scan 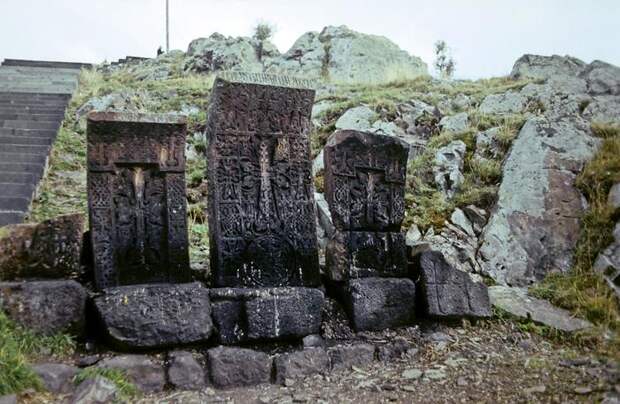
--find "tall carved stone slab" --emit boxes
[324,130,409,281]
[206,72,320,287]
[87,112,190,290]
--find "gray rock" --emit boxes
[433,140,466,199]
[167,351,206,391]
[479,91,527,114]
[579,60,620,95]
[0,395,16,404]
[312,149,324,176]
[207,346,272,388]
[450,208,475,238]
[489,286,592,332]
[413,251,491,319]
[267,25,427,84]
[315,192,335,249]
[274,348,330,384]
[610,183,620,209]
[422,222,481,274]
[342,277,416,331]
[97,355,166,393]
[0,280,87,335]
[302,334,326,348]
[33,363,79,394]
[328,343,375,371]
[70,376,118,404]
[370,120,406,137]
[335,106,377,131]
[462,205,488,235]
[474,127,502,160]
[376,337,411,361]
[439,112,469,133]
[0,214,84,281]
[405,224,422,246]
[184,33,266,73]
[478,117,600,285]
[510,54,587,81]
[593,222,620,299]
[582,95,620,124]
[93,282,213,349]
[209,287,324,344]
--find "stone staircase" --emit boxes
[0,59,89,226]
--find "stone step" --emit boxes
[0,144,50,154]
[0,196,30,211]
[0,99,70,106]
[0,87,75,95]
[0,171,37,184]
[1,59,91,70]
[0,211,25,226]
[0,92,71,100]
[0,163,45,176]
[0,113,64,121]
[0,106,67,114]
[0,183,35,198]
[2,120,60,130]
[0,135,52,145]
[0,128,57,138]
[0,152,47,163]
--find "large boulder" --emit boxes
[209,287,323,344]
[0,280,87,335]
[184,33,271,73]
[335,106,378,132]
[93,282,213,349]
[510,54,587,81]
[478,117,600,285]
[412,251,491,319]
[267,25,427,84]
[0,214,84,281]
[579,60,620,95]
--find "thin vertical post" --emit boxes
[165,0,170,52]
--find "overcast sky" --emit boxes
[1,0,618,78]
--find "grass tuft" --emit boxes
[73,368,139,400]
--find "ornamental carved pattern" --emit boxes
[206,73,320,287]
[87,112,190,290]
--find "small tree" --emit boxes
[253,21,275,60]
[434,40,456,79]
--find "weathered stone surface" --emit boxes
[0,214,84,281]
[342,277,416,331]
[413,251,491,319]
[478,117,600,285]
[207,346,272,388]
[324,130,408,231]
[474,127,501,160]
[594,222,620,299]
[33,363,79,394]
[609,184,620,210]
[579,60,620,95]
[489,286,592,332]
[93,282,213,349]
[266,25,427,84]
[510,54,587,81]
[167,351,207,391]
[439,112,468,133]
[450,208,475,238]
[328,343,375,371]
[274,348,330,384]
[209,287,323,344]
[583,95,620,124]
[315,192,335,249]
[97,355,166,393]
[206,72,320,288]
[302,334,326,348]
[0,280,87,335]
[334,106,378,132]
[433,140,466,199]
[479,91,527,114]
[405,224,422,246]
[421,221,481,274]
[326,230,407,281]
[70,376,118,404]
[376,337,412,361]
[0,395,16,404]
[462,205,488,235]
[87,112,190,290]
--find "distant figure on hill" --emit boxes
[157,46,164,57]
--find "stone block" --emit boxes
[93,282,213,349]
[0,280,87,335]
[207,346,272,388]
[341,277,416,331]
[274,348,330,384]
[33,363,79,394]
[210,287,323,344]
[328,343,376,371]
[70,376,118,404]
[167,351,206,391]
[97,355,166,393]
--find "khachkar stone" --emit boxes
[324,130,409,281]
[206,72,320,287]
[87,112,191,290]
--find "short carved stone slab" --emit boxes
[206,72,320,287]
[323,130,408,232]
[87,112,190,290]
[326,230,407,281]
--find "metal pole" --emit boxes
[166,0,170,52]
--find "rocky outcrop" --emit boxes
[478,117,599,285]
[433,140,466,199]
[511,54,587,81]
[267,25,427,84]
